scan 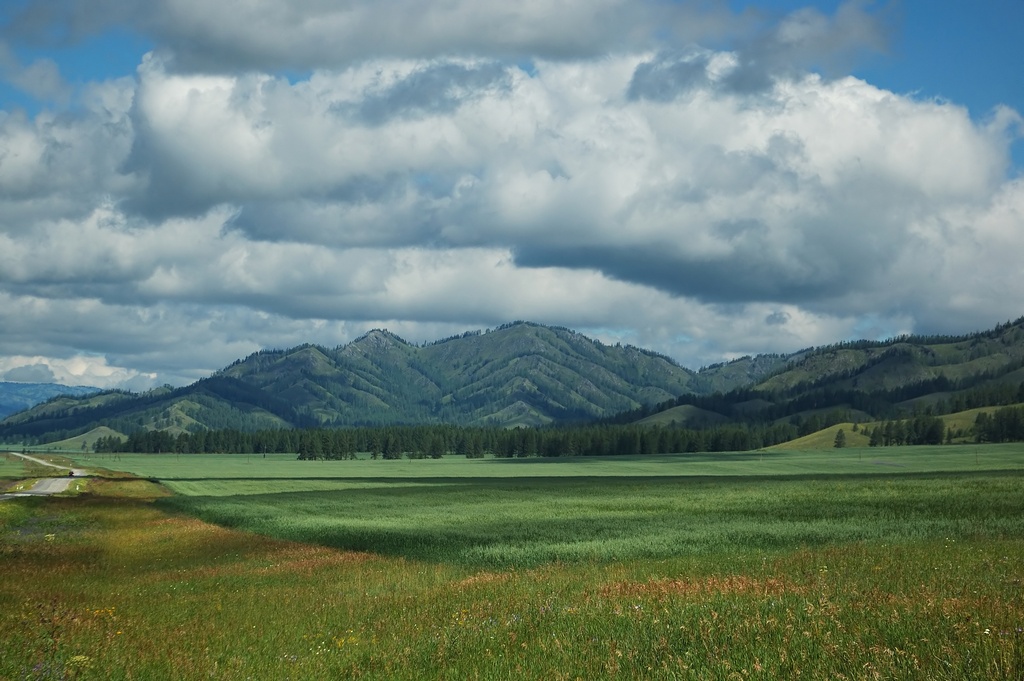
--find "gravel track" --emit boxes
[0,452,87,500]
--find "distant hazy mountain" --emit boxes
[0,382,101,421]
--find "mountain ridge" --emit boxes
[1,322,782,441]
[629,316,1024,431]
[0,382,101,421]
[3,317,1023,444]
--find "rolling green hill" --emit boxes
[635,404,732,428]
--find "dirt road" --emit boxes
[0,452,87,500]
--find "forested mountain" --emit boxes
[215,323,711,426]
[3,317,1023,446]
[0,322,779,442]
[0,382,100,420]
[631,317,1024,433]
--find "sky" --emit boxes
[0,0,1022,390]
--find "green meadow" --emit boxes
[0,452,28,479]
[1,446,1023,679]
[69,442,1024,481]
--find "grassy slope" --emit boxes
[768,423,872,450]
[44,426,127,452]
[770,404,1024,451]
[941,404,1024,434]
[635,404,731,427]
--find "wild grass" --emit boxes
[158,471,1024,567]
[1,495,1021,679]
[83,477,173,499]
[0,452,28,480]
[67,443,1024,480]
[3,446,1022,679]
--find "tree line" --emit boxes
[858,406,1024,447]
[90,403,1024,459]
[866,414,947,447]
[974,405,1024,443]
[92,421,802,458]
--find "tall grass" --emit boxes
[1,495,1021,679]
[67,443,1024,480]
[158,471,1024,567]
[3,447,1023,679]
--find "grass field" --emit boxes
[1,446,1022,679]
[0,452,28,479]
[65,442,1024,481]
[1,452,78,490]
[158,469,1024,567]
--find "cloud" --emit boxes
[1,0,740,70]
[626,0,891,104]
[627,51,715,101]
[0,40,71,103]
[0,74,136,227]
[0,353,154,389]
[3,363,56,383]
[720,0,891,94]
[346,60,513,125]
[0,0,1021,389]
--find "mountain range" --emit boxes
[0,382,100,421]
[630,317,1024,431]
[2,317,1023,444]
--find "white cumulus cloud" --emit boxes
[0,0,1020,388]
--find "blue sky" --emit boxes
[853,1,1024,168]
[0,0,1022,388]
[5,1,1022,149]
